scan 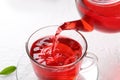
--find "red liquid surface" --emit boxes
[30,35,82,80]
[76,0,120,32]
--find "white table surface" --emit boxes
[0,0,120,80]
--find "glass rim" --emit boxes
[87,0,120,5]
[25,25,88,69]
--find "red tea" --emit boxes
[30,35,82,80]
[76,0,120,32]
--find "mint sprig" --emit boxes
[0,66,16,75]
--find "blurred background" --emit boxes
[0,0,120,80]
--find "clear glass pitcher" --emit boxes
[75,0,120,33]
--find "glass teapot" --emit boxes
[60,0,120,33]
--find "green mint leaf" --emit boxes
[0,66,16,75]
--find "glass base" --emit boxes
[16,54,99,80]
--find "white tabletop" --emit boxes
[0,0,120,80]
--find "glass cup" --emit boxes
[26,25,98,80]
[75,0,120,33]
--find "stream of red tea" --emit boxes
[30,19,91,66]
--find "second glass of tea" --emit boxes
[26,25,98,80]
